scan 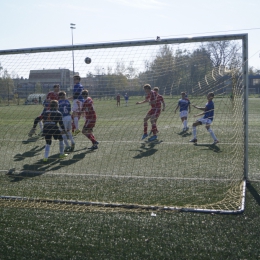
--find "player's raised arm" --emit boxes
[194,111,205,118]
[136,99,148,105]
[192,104,205,111]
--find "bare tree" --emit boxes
[205,40,241,68]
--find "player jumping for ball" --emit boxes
[136,84,158,142]
[81,90,99,150]
[189,92,219,145]
[72,75,84,136]
[174,92,191,132]
[40,100,68,162]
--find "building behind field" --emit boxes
[13,69,74,98]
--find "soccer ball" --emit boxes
[84,57,91,64]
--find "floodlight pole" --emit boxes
[70,23,76,75]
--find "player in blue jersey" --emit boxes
[58,91,76,152]
[72,75,84,135]
[189,92,219,145]
[174,92,191,131]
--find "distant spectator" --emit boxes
[124,93,129,107]
[116,93,121,107]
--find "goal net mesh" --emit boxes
[0,35,247,212]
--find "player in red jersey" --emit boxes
[81,90,99,150]
[149,87,165,135]
[28,84,60,137]
[136,84,158,141]
[116,93,121,107]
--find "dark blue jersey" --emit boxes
[73,83,83,100]
[178,98,190,112]
[42,109,65,131]
[204,100,214,121]
[58,99,71,117]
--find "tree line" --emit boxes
[0,40,250,99]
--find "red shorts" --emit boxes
[146,108,161,118]
[83,117,96,130]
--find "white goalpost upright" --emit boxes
[0,33,248,213]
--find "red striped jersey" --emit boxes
[82,97,96,117]
[146,90,157,108]
[155,94,164,109]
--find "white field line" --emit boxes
[0,170,242,182]
[0,138,258,145]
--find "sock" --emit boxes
[87,133,96,144]
[192,126,197,139]
[67,131,75,145]
[59,140,64,154]
[74,117,79,130]
[152,123,157,135]
[144,122,148,134]
[44,144,50,158]
[39,121,43,131]
[183,120,187,128]
[71,116,75,132]
[208,128,217,141]
[62,134,69,147]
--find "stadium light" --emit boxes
[70,23,76,75]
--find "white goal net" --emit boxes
[0,34,248,213]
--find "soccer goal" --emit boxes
[0,33,248,213]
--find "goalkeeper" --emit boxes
[40,100,68,161]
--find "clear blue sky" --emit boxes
[1,0,260,68]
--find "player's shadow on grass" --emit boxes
[195,143,221,153]
[22,136,43,144]
[14,146,45,161]
[7,154,67,182]
[177,130,192,137]
[132,141,162,159]
[8,148,95,182]
[7,153,71,182]
[247,181,260,206]
[56,148,94,168]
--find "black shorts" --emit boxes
[43,125,63,141]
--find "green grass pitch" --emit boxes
[0,95,252,209]
[0,97,260,258]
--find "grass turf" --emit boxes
[0,96,259,258]
[0,96,248,209]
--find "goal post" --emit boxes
[0,33,248,213]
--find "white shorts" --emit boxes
[72,99,82,112]
[62,115,72,131]
[197,117,212,125]
[179,110,188,118]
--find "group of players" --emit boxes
[28,77,219,162]
[28,75,98,162]
[137,84,219,145]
